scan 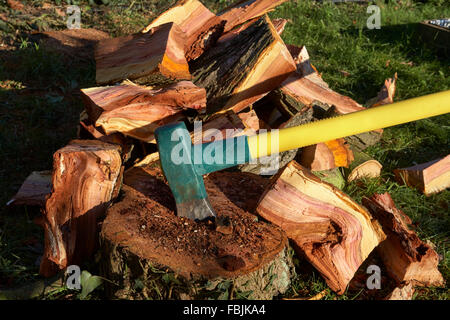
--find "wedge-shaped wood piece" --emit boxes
[367,73,398,108]
[95,23,190,85]
[39,140,122,277]
[362,193,445,287]
[345,151,382,182]
[191,15,296,115]
[299,139,354,171]
[271,45,365,116]
[394,155,450,196]
[218,0,288,33]
[256,161,386,294]
[142,0,225,61]
[8,171,52,206]
[81,81,206,142]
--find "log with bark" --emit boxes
[362,193,445,287]
[394,155,450,196]
[256,161,386,294]
[39,140,123,277]
[142,0,225,61]
[7,171,52,207]
[81,81,206,142]
[345,151,382,182]
[239,108,314,175]
[191,15,296,115]
[299,138,354,172]
[100,165,294,299]
[95,23,191,85]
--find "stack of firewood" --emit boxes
[10,0,448,300]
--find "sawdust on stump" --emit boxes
[100,165,294,300]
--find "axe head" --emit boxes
[155,122,216,221]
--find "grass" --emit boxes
[0,0,449,300]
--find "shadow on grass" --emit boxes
[343,22,449,63]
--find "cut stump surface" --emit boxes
[100,165,293,299]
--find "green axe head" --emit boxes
[155,122,250,221]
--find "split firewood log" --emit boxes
[256,161,386,294]
[362,193,445,287]
[394,155,450,196]
[192,109,268,144]
[345,151,382,182]
[239,108,315,175]
[81,81,206,142]
[384,282,415,300]
[39,140,122,277]
[191,15,296,115]
[299,139,354,172]
[287,45,329,89]
[268,45,364,117]
[142,0,225,61]
[95,23,190,85]
[7,171,52,207]
[79,113,135,163]
[218,0,288,33]
[217,16,287,44]
[100,165,294,300]
[367,73,398,108]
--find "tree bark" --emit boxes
[100,165,294,299]
[394,155,450,196]
[256,161,386,294]
[39,140,122,277]
[191,15,296,115]
[81,81,206,142]
[362,193,445,287]
[95,23,191,85]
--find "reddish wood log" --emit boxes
[142,0,225,61]
[394,155,450,196]
[384,282,415,300]
[362,193,445,287]
[95,23,190,85]
[81,81,206,142]
[39,140,122,277]
[192,109,267,145]
[218,0,288,33]
[299,139,354,171]
[191,16,296,115]
[8,171,52,207]
[345,151,382,182]
[217,17,287,44]
[256,161,386,294]
[270,45,365,116]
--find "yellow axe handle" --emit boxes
[248,90,450,158]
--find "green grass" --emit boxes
[0,0,449,300]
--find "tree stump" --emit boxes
[100,165,294,300]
